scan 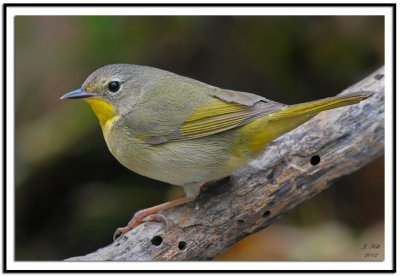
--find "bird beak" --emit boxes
[60,88,97,100]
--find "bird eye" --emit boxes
[108,81,121,93]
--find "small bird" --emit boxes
[60,64,371,240]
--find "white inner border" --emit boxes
[5,4,394,271]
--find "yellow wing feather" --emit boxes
[167,98,282,141]
[184,99,245,122]
[142,89,284,144]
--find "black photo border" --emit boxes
[3,2,396,273]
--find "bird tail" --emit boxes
[269,91,373,121]
[240,91,373,157]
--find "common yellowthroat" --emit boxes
[60,64,372,240]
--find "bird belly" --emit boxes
[103,113,314,186]
[104,125,245,186]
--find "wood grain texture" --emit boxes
[66,66,385,261]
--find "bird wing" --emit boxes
[143,89,285,144]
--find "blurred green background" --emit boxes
[15,16,384,261]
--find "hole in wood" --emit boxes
[151,235,163,246]
[310,155,320,166]
[262,210,271,218]
[178,241,187,250]
[237,219,245,224]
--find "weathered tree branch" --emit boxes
[67,66,384,261]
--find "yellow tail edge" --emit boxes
[270,91,373,121]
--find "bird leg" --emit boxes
[113,182,203,240]
[113,196,194,240]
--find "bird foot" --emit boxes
[112,196,192,240]
[113,211,168,241]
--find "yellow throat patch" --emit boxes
[85,98,119,129]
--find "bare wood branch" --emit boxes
[66,66,384,261]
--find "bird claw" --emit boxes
[113,213,168,241]
[142,213,169,226]
[113,227,127,241]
